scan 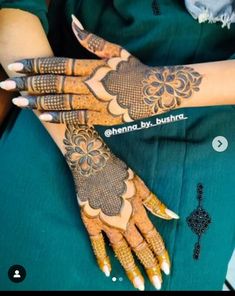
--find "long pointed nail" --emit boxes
[161,262,170,275]
[133,276,145,291]
[152,275,161,290]
[71,14,84,30]
[8,63,24,72]
[12,97,29,107]
[165,209,179,219]
[71,15,88,41]
[0,80,16,90]
[39,114,53,121]
[102,265,110,277]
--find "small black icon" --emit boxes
[8,265,26,283]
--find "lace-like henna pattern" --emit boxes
[100,56,153,120]
[19,57,68,74]
[87,35,106,52]
[88,56,202,121]
[186,183,211,260]
[142,66,202,113]
[63,125,131,216]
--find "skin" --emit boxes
[1,9,235,291]
[0,9,179,291]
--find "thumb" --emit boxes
[71,15,125,59]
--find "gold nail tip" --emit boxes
[102,265,110,277]
[0,80,16,90]
[12,97,29,107]
[133,276,145,291]
[161,262,170,275]
[152,275,162,290]
[165,209,180,219]
[71,14,84,30]
[8,63,24,72]
[39,114,53,121]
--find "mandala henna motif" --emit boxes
[142,66,202,113]
[63,125,134,229]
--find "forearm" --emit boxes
[171,60,235,109]
[0,8,66,151]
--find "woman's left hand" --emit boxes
[0,15,202,126]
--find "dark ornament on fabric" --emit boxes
[186,183,211,260]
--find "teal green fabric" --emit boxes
[0,0,235,291]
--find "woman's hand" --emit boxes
[0,15,202,126]
[60,124,179,290]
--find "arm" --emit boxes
[0,9,180,291]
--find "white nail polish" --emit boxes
[8,63,24,72]
[0,81,16,90]
[12,97,29,107]
[152,275,162,290]
[71,14,84,30]
[39,114,53,121]
[103,265,110,277]
[165,209,180,219]
[161,262,170,275]
[133,276,145,291]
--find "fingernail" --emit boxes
[0,80,16,90]
[71,14,84,30]
[39,114,53,121]
[152,275,162,290]
[102,265,110,277]
[12,97,29,107]
[165,209,179,219]
[161,262,170,275]
[71,15,88,41]
[133,276,145,291]
[8,63,24,72]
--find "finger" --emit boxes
[39,110,123,126]
[39,110,89,125]
[112,238,145,291]
[12,94,100,112]
[8,58,105,76]
[145,228,171,277]
[102,224,144,291]
[134,176,179,220]
[124,223,162,290]
[133,203,170,275]
[143,192,179,220]
[0,75,89,94]
[72,15,123,59]
[81,212,111,277]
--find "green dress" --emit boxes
[0,0,235,291]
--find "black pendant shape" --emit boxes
[186,183,211,260]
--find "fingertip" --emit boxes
[8,62,24,72]
[39,113,53,122]
[165,209,180,219]
[12,97,29,107]
[71,14,84,30]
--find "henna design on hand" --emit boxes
[142,66,203,113]
[85,57,203,121]
[63,125,134,222]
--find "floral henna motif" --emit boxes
[64,125,110,176]
[142,66,202,113]
[85,54,202,122]
[63,125,134,228]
